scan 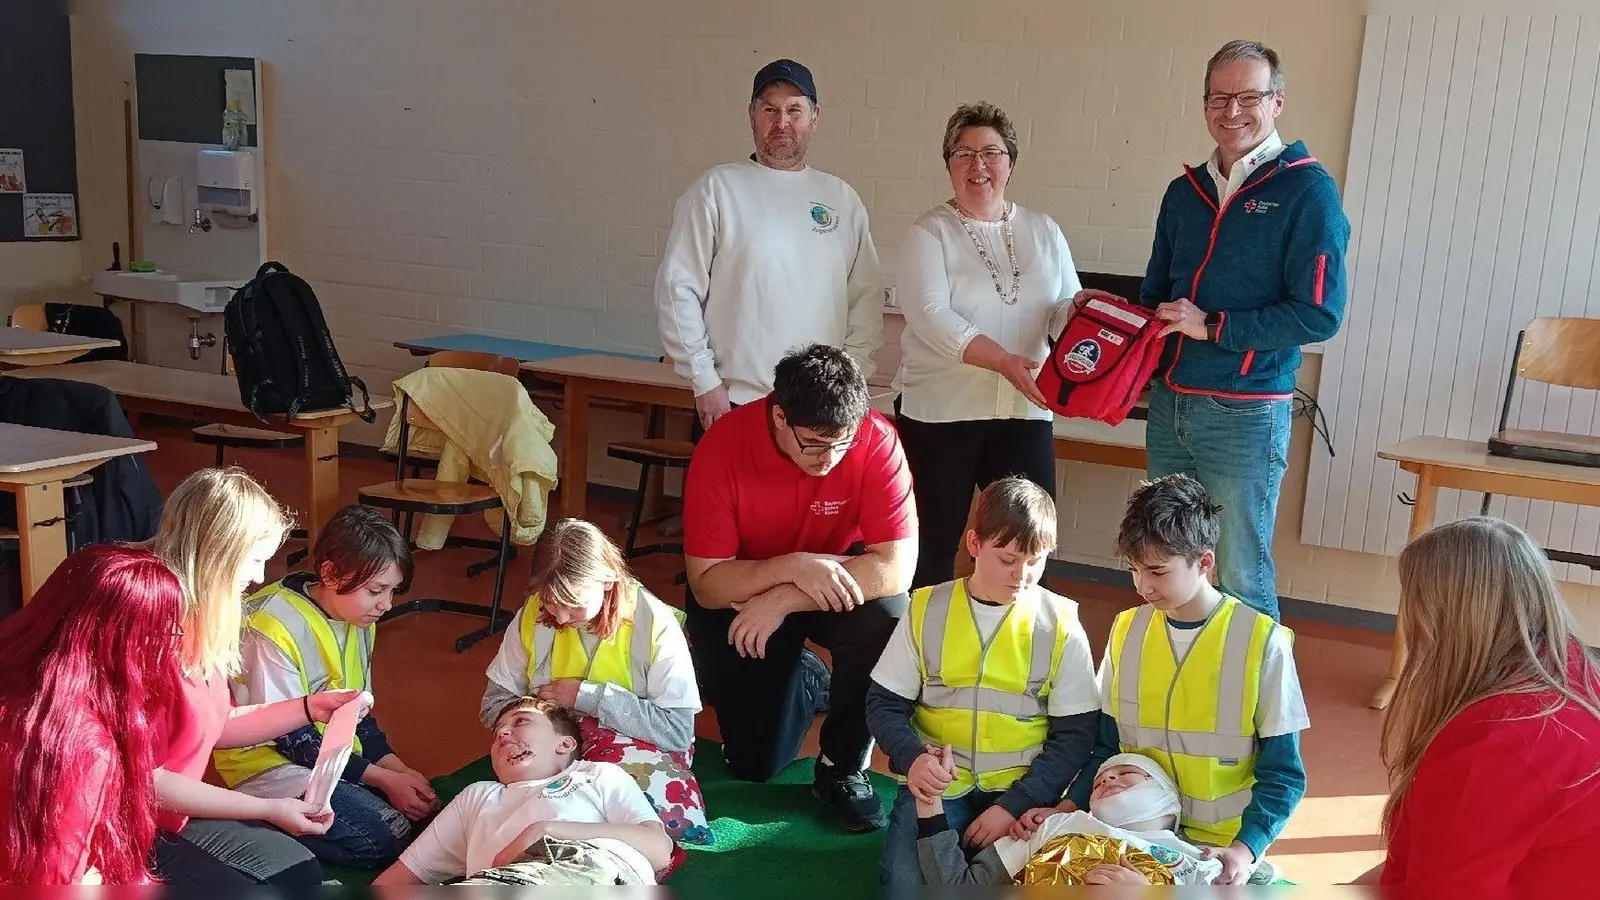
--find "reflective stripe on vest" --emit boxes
[522,581,658,694]
[908,580,1071,795]
[1107,596,1279,846]
[213,584,373,787]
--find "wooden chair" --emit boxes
[5,304,46,330]
[385,350,522,578]
[362,360,519,652]
[606,402,693,559]
[1483,317,1600,569]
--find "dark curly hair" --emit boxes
[772,343,869,435]
[1115,474,1224,565]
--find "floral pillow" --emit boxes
[577,715,713,852]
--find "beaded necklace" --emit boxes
[950,200,1020,305]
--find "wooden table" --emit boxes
[395,333,656,363]
[0,422,156,601]
[527,356,1154,518]
[521,355,693,518]
[0,328,121,367]
[9,361,393,548]
[1371,436,1600,709]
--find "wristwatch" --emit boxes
[1204,311,1222,343]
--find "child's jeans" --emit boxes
[235,764,414,870]
[878,785,1003,885]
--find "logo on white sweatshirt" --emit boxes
[809,203,840,234]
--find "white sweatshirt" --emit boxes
[654,159,884,404]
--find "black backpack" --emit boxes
[224,261,374,423]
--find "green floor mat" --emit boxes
[323,742,1289,888]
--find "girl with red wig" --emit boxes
[0,545,185,884]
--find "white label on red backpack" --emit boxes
[1085,298,1151,328]
[1064,338,1102,375]
[1098,328,1126,346]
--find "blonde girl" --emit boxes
[147,468,366,886]
[1358,517,1600,889]
[481,518,701,752]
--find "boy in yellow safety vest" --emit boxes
[213,504,437,870]
[865,478,1102,885]
[1031,474,1308,885]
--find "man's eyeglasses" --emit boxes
[788,424,860,457]
[949,148,1009,165]
[1203,90,1277,110]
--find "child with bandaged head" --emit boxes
[912,745,1223,885]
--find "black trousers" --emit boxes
[894,409,1057,591]
[151,820,323,886]
[686,582,907,782]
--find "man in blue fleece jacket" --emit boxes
[1130,40,1351,621]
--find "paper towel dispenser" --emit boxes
[196,148,257,217]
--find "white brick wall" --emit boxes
[59,0,1364,388]
[28,0,1599,634]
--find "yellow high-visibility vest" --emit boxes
[907,579,1073,796]
[521,581,677,693]
[213,583,372,787]
[1106,595,1282,846]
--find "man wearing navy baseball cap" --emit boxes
[655,58,883,434]
[654,58,891,833]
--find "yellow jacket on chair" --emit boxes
[1106,595,1281,847]
[213,583,373,787]
[381,366,560,550]
[908,579,1073,797]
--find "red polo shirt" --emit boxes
[683,398,916,560]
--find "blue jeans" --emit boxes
[1146,384,1291,620]
[294,781,414,870]
[879,785,1001,885]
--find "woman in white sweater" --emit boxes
[894,102,1083,589]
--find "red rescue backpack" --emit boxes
[1036,296,1166,425]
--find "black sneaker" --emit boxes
[811,760,887,832]
[800,647,831,715]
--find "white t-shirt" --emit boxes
[993,810,1223,885]
[1096,617,1310,738]
[1205,130,1285,206]
[872,586,1101,718]
[895,202,1083,423]
[398,761,660,884]
[485,590,700,711]
[654,158,884,404]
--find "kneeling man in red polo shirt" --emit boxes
[683,343,917,832]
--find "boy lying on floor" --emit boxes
[914,748,1223,885]
[372,697,672,885]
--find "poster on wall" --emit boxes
[22,192,77,238]
[0,150,23,193]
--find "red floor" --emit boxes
[139,419,1390,884]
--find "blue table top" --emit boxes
[393,333,657,363]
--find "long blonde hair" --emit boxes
[1382,517,1600,841]
[527,518,632,639]
[147,467,292,680]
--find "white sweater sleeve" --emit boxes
[843,192,885,377]
[654,179,722,397]
[897,221,980,360]
[1047,216,1084,341]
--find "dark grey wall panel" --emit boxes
[134,53,258,147]
[0,9,78,242]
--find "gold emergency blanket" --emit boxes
[1017,833,1175,886]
